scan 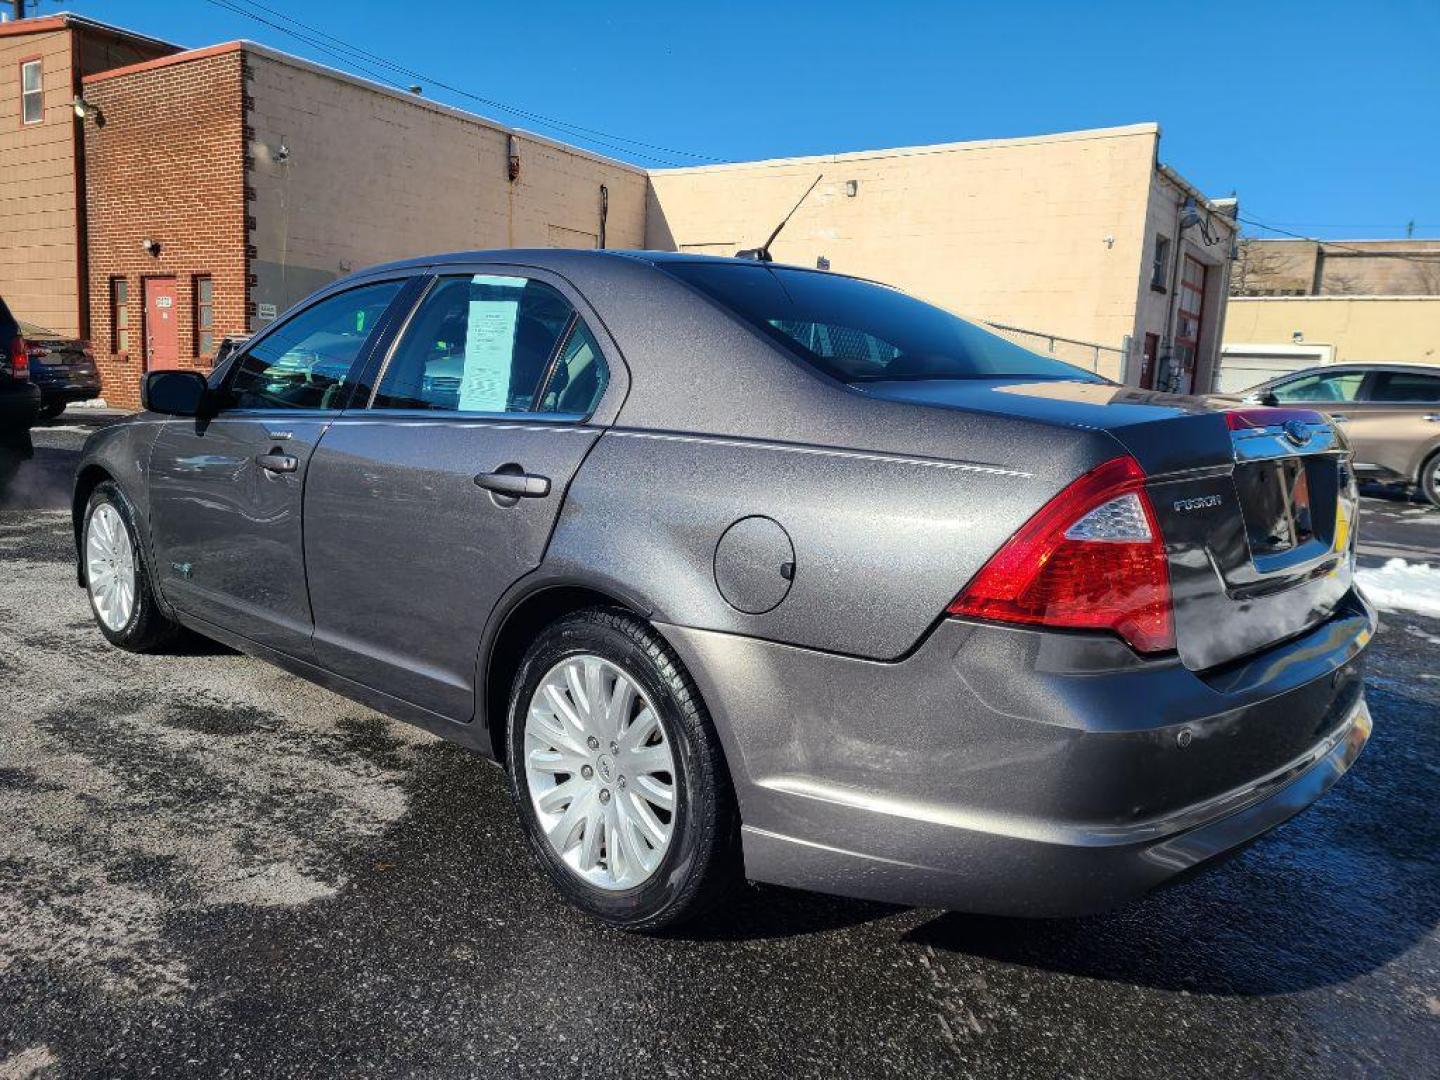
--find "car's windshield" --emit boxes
[662,261,1099,384]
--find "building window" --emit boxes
[20,59,43,125]
[1150,234,1171,291]
[194,275,214,357]
[111,278,130,352]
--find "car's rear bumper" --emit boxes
[657,592,1375,916]
[33,378,101,404]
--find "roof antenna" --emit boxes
[736,173,824,263]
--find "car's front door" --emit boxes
[303,268,619,720]
[147,278,408,656]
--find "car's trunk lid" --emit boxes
[857,379,1359,670]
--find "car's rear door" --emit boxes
[147,277,411,657]
[302,265,625,720]
[1334,368,1440,480]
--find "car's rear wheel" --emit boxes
[505,607,740,931]
[1420,451,1440,508]
[84,481,179,651]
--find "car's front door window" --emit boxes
[224,281,404,410]
[1270,371,1365,403]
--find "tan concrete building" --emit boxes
[0,14,174,337]
[647,124,1238,392]
[1219,295,1440,390]
[1232,237,1440,297]
[1221,238,1440,389]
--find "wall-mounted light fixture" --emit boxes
[507,135,521,183]
[72,95,103,125]
[140,237,161,257]
[1292,330,1304,343]
[816,256,831,270]
[273,142,291,164]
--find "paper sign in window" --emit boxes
[457,276,526,412]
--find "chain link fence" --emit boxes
[981,321,1128,382]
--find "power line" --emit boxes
[1239,214,1440,264]
[201,0,721,166]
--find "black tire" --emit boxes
[505,606,740,931]
[0,424,32,454]
[83,481,180,652]
[1420,451,1440,508]
[38,401,65,420]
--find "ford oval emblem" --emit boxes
[1282,419,1312,447]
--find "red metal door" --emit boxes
[1172,256,1207,394]
[144,277,179,369]
[1140,333,1159,389]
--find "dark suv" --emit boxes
[18,320,101,419]
[0,297,41,450]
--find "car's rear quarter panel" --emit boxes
[546,426,1090,660]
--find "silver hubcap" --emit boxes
[524,655,677,891]
[86,503,136,632]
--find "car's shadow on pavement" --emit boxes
[905,680,1440,996]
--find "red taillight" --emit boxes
[10,335,28,379]
[947,456,1175,653]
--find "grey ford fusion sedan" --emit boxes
[73,250,1374,930]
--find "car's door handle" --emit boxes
[255,451,299,473]
[1329,414,1348,422]
[474,469,551,499]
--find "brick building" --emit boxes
[81,41,647,409]
[0,14,174,338]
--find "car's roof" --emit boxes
[350,247,846,282]
[1266,361,1440,382]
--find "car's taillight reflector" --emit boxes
[947,456,1175,653]
[10,335,28,379]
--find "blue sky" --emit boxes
[54,0,1440,239]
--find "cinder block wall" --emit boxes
[1224,296,1440,365]
[246,47,648,326]
[83,48,248,410]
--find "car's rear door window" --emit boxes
[225,281,404,410]
[1366,371,1440,403]
[372,274,605,415]
[661,261,1095,383]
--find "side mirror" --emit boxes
[1259,390,1280,407]
[142,369,211,417]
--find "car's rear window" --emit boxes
[662,261,1098,384]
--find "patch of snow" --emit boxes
[1357,558,1440,619]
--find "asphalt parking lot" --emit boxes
[2,416,1438,1079]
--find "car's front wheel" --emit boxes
[1420,450,1440,508]
[83,481,179,651]
[505,607,740,931]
